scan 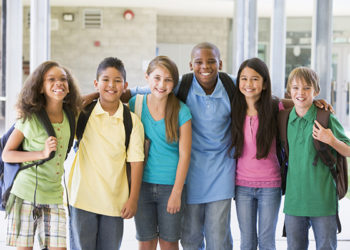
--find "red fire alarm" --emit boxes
[94,41,101,47]
[123,10,134,21]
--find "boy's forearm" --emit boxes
[329,137,350,157]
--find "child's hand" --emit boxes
[312,120,334,145]
[313,99,335,114]
[42,136,57,159]
[167,191,181,214]
[121,199,137,219]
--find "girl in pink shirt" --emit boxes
[230,58,283,250]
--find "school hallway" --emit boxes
[1,197,350,249]
[1,131,350,249]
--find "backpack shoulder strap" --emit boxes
[312,108,334,166]
[36,109,56,161]
[123,104,133,150]
[134,94,144,118]
[277,108,292,158]
[76,100,97,143]
[177,73,194,103]
[219,72,235,104]
[63,105,76,159]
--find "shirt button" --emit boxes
[59,154,62,157]
[57,128,60,131]
[57,162,59,166]
[56,172,59,175]
[60,145,63,149]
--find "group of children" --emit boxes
[2,41,350,250]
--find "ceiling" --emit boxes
[17,0,350,17]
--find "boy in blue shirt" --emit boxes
[130,42,236,250]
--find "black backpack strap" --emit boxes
[76,101,97,147]
[177,73,194,103]
[123,104,133,149]
[123,104,133,191]
[35,109,56,162]
[63,105,76,159]
[219,72,235,104]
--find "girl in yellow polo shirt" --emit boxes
[2,61,81,249]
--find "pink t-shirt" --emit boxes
[235,102,284,188]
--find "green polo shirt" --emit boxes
[11,112,70,205]
[284,104,350,217]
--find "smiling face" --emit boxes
[290,78,319,116]
[190,48,222,94]
[147,66,174,100]
[94,67,127,104]
[41,66,69,102]
[239,66,264,103]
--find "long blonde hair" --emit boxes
[147,56,180,142]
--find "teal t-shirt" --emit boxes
[11,112,70,204]
[284,104,350,216]
[129,94,192,185]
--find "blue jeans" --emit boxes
[69,206,124,250]
[235,186,281,250]
[134,182,186,242]
[181,199,233,250]
[285,214,337,250]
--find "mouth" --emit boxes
[296,97,305,101]
[155,88,166,93]
[53,89,65,93]
[105,89,117,94]
[243,88,255,92]
[200,72,211,77]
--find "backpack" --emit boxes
[278,107,348,234]
[75,100,133,188]
[0,105,75,211]
[176,72,235,104]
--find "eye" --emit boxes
[154,76,161,81]
[208,59,217,64]
[61,77,68,82]
[194,60,202,65]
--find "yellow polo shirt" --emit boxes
[68,100,144,216]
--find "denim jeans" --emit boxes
[285,214,337,250]
[181,199,233,250]
[134,182,186,242]
[235,186,281,250]
[69,206,124,250]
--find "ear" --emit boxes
[123,81,128,91]
[218,60,223,70]
[145,72,150,82]
[93,80,99,91]
[189,61,194,71]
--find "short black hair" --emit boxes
[96,57,126,81]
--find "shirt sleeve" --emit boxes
[130,85,151,97]
[126,113,145,163]
[178,102,192,127]
[129,96,136,113]
[329,113,350,146]
[15,117,35,139]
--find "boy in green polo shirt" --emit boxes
[283,67,350,249]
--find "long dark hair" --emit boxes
[17,61,81,120]
[230,57,278,159]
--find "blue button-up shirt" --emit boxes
[131,73,236,204]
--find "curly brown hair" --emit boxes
[16,61,82,120]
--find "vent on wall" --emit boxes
[83,9,102,29]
